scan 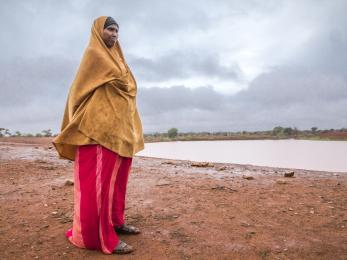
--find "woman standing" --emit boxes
[53,16,144,254]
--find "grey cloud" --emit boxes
[129,50,242,82]
[0,56,76,107]
[1,0,347,134]
[138,78,347,133]
[137,85,225,115]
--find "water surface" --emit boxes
[138,140,347,172]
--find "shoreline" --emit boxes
[1,139,346,175]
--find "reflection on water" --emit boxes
[138,140,347,172]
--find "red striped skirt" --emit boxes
[66,144,132,254]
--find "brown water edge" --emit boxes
[0,138,346,259]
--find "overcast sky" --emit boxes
[1,0,346,134]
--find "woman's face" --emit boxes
[102,24,119,48]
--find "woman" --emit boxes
[53,16,145,254]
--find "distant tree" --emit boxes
[168,128,178,138]
[14,131,22,137]
[283,127,293,135]
[311,127,318,133]
[293,127,299,135]
[35,133,43,137]
[4,129,11,136]
[0,128,5,137]
[272,126,283,135]
[41,129,52,137]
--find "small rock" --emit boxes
[156,180,171,186]
[288,208,294,211]
[51,211,58,215]
[284,171,295,178]
[64,180,74,186]
[310,210,315,214]
[44,204,48,207]
[217,166,227,171]
[276,179,287,184]
[162,161,176,165]
[191,162,214,167]
[211,185,237,192]
[242,175,254,180]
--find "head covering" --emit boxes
[53,16,144,160]
[103,16,118,29]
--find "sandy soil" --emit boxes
[0,137,346,259]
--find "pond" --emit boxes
[138,140,347,172]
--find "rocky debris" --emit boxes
[64,179,74,186]
[217,166,227,171]
[242,175,254,180]
[284,171,295,178]
[191,162,214,167]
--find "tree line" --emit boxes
[1,126,346,139]
[0,128,54,137]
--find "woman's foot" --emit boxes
[113,240,134,254]
[115,223,141,234]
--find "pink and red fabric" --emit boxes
[66,144,132,254]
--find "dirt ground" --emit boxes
[0,137,346,260]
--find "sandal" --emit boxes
[115,224,141,234]
[113,240,134,254]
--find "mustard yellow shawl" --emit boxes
[53,16,144,160]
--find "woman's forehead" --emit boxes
[105,24,119,30]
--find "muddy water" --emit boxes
[138,140,347,172]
